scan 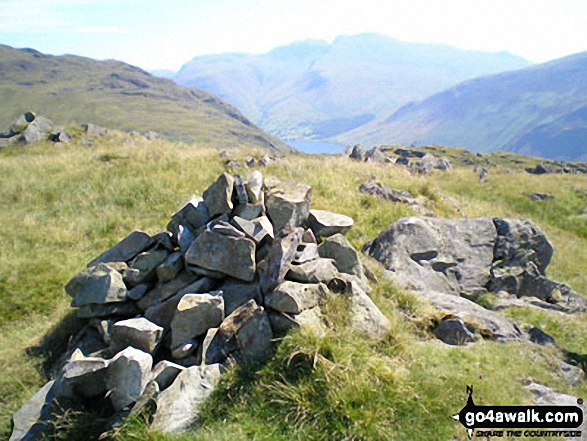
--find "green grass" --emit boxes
[1,140,586,440]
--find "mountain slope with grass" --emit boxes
[1,131,586,440]
[0,44,290,153]
[172,34,531,140]
[345,51,587,160]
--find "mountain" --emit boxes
[347,51,587,161]
[171,33,532,141]
[0,45,290,153]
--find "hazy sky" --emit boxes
[0,0,586,71]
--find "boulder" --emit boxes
[231,215,274,244]
[125,249,170,286]
[106,347,153,411]
[8,111,36,134]
[17,116,54,145]
[170,293,225,347]
[150,364,223,434]
[218,278,262,316]
[244,170,264,204]
[265,178,311,231]
[65,263,128,307]
[264,281,328,314]
[318,233,364,279]
[345,281,391,341]
[9,380,61,441]
[62,349,109,398]
[528,327,556,346]
[308,209,354,237]
[137,271,199,311]
[203,172,234,217]
[81,123,107,136]
[359,181,414,204]
[287,258,341,284]
[433,317,478,346]
[185,229,256,281]
[171,196,209,231]
[87,231,154,267]
[349,144,364,160]
[111,317,164,354]
[364,147,388,163]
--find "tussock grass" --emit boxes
[1,140,586,440]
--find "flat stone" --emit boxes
[63,349,109,398]
[233,203,264,220]
[137,272,199,311]
[127,283,151,301]
[308,209,354,238]
[185,230,256,281]
[171,196,209,231]
[264,281,327,314]
[156,252,184,283]
[111,317,164,354]
[218,278,262,316]
[66,263,129,307]
[106,347,153,411]
[126,249,170,286]
[151,365,223,434]
[318,233,364,279]
[287,258,341,284]
[177,224,196,253]
[171,340,198,360]
[259,227,303,295]
[231,216,274,244]
[88,231,154,267]
[171,294,225,347]
[265,178,312,231]
[203,172,234,217]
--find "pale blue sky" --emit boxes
[0,0,586,71]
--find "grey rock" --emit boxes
[126,249,170,286]
[63,349,109,398]
[156,252,184,283]
[359,181,414,204]
[259,227,303,295]
[7,111,35,134]
[308,209,354,237]
[82,123,108,136]
[234,304,273,363]
[245,170,264,204]
[560,361,583,387]
[233,203,264,220]
[318,233,364,279]
[433,317,478,346]
[410,154,452,175]
[345,281,391,340]
[9,380,60,441]
[218,278,262,316]
[364,147,388,163]
[17,116,54,145]
[137,271,199,311]
[111,317,164,354]
[232,215,274,245]
[127,283,152,301]
[151,361,185,391]
[48,129,72,144]
[287,258,341,284]
[264,281,327,314]
[394,148,426,158]
[151,364,223,434]
[65,263,129,307]
[200,327,237,365]
[88,231,153,267]
[152,231,175,252]
[77,301,140,319]
[528,326,556,345]
[265,178,312,231]
[349,144,364,160]
[185,229,256,281]
[210,220,246,238]
[106,347,153,411]
[203,172,234,217]
[233,175,249,205]
[171,340,198,360]
[171,293,224,347]
[177,224,196,254]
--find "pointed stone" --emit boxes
[106,347,153,411]
[245,170,264,204]
[259,227,303,295]
[171,196,209,231]
[203,172,234,217]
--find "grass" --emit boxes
[0,138,586,440]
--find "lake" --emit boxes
[287,140,347,154]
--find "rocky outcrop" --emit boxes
[11,171,387,439]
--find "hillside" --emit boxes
[0,45,290,153]
[345,51,587,161]
[1,133,586,440]
[171,34,531,140]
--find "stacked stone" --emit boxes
[11,171,390,439]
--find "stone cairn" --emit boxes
[11,171,390,440]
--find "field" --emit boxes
[1,133,586,440]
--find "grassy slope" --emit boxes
[0,45,290,153]
[0,136,586,440]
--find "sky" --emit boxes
[0,0,586,71]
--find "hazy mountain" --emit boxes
[171,33,532,140]
[0,45,290,153]
[346,51,587,160]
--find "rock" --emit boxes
[203,172,234,217]
[137,271,199,311]
[200,327,237,365]
[433,317,478,346]
[65,263,128,307]
[77,301,140,319]
[185,229,256,281]
[9,380,61,441]
[292,229,319,264]
[245,170,264,204]
[394,148,426,158]
[63,349,109,398]
[265,178,312,231]
[231,215,274,245]
[293,308,328,337]
[395,156,410,166]
[88,231,154,267]
[233,203,264,220]
[156,252,183,283]
[126,249,170,286]
[16,116,55,145]
[171,196,210,231]
[7,111,36,134]
[318,233,364,279]
[259,227,303,295]
[151,361,185,391]
[308,209,354,238]
[171,293,224,347]
[526,163,550,175]
[364,147,387,163]
[359,181,414,204]
[410,154,452,175]
[218,278,262,316]
[150,364,223,434]
[171,340,198,360]
[111,317,164,354]
[560,361,583,386]
[526,192,555,201]
[528,327,556,345]
[344,281,390,340]
[48,129,72,144]
[264,281,328,314]
[81,123,108,136]
[177,224,196,253]
[349,144,364,160]
[287,258,342,284]
[106,347,153,411]
[127,283,151,301]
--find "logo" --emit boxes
[452,386,583,439]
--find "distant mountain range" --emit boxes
[0,45,289,153]
[346,51,587,160]
[169,33,531,141]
